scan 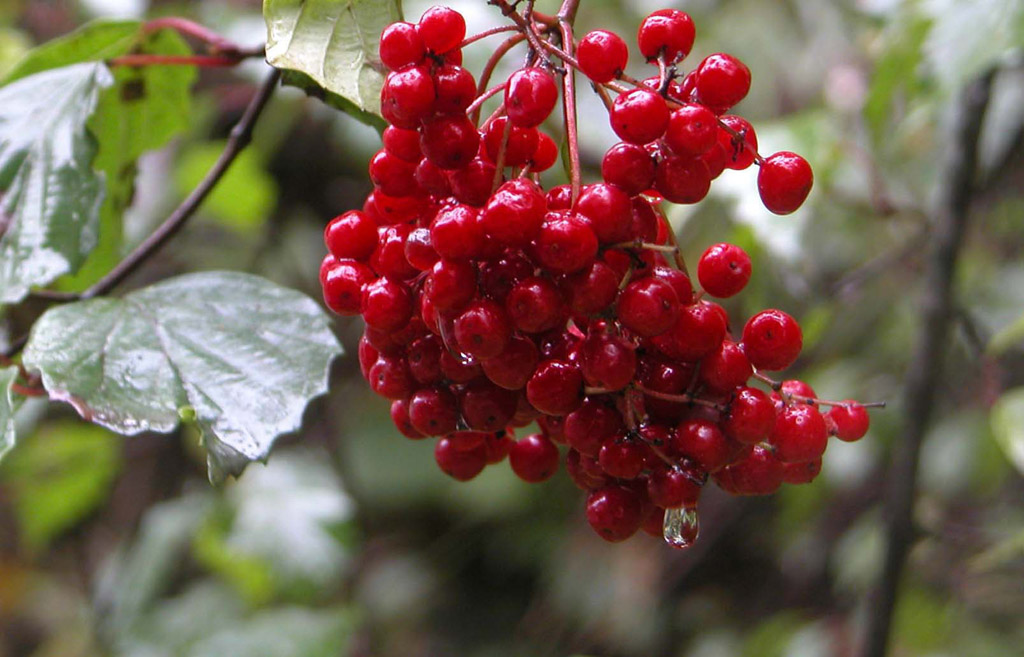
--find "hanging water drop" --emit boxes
[663,506,699,549]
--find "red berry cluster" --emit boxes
[320,5,871,548]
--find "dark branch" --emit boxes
[860,67,996,657]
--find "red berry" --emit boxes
[448,157,499,206]
[431,63,477,115]
[478,250,534,303]
[782,458,822,485]
[567,449,609,490]
[598,435,647,479]
[717,115,758,170]
[417,6,466,54]
[483,117,539,167]
[758,151,813,215]
[654,155,711,204]
[481,334,539,390]
[601,142,656,196]
[381,65,435,129]
[420,115,479,170]
[578,331,637,391]
[362,278,413,332]
[697,243,752,298]
[435,435,487,481]
[771,404,828,463]
[404,226,440,271]
[578,30,628,83]
[408,386,459,436]
[742,309,803,371]
[721,444,783,495]
[586,485,644,542]
[533,212,599,274]
[425,259,476,313]
[651,300,727,361]
[459,380,517,432]
[322,259,374,315]
[480,179,547,247]
[647,466,702,508]
[526,359,583,416]
[826,401,870,442]
[505,67,558,128]
[576,183,633,244]
[565,399,624,457]
[563,260,619,316]
[430,204,485,261]
[382,125,423,162]
[664,103,718,156]
[530,132,559,172]
[699,340,752,393]
[617,277,680,338]
[509,433,560,482]
[610,88,669,145]
[695,53,751,112]
[368,354,414,400]
[722,387,774,445]
[637,9,696,64]
[453,299,511,359]
[671,419,731,473]
[506,276,566,334]
[391,398,425,439]
[379,22,426,70]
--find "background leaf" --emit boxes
[989,387,1024,475]
[0,62,112,303]
[264,0,401,127]
[0,420,121,552]
[21,272,342,481]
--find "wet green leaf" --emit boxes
[264,0,401,127]
[21,272,342,482]
[0,62,112,303]
[3,20,197,293]
[0,365,20,460]
[0,421,121,552]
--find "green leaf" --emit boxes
[863,13,932,145]
[22,272,342,482]
[0,62,113,303]
[2,20,197,293]
[175,142,277,232]
[0,421,121,552]
[264,0,401,127]
[0,365,20,460]
[69,27,196,291]
[990,387,1024,475]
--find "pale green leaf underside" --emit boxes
[0,62,112,303]
[990,387,1024,476]
[0,366,20,460]
[264,0,401,123]
[22,272,342,481]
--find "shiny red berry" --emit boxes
[697,243,752,298]
[742,309,803,371]
[758,151,814,215]
[637,9,696,64]
[578,30,628,83]
[509,433,560,482]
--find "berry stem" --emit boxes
[140,17,251,55]
[476,33,526,102]
[610,241,679,254]
[492,116,513,192]
[108,54,250,68]
[466,82,507,121]
[556,1,582,202]
[11,382,46,398]
[660,216,691,279]
[633,384,725,411]
[460,24,519,48]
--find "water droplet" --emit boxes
[663,506,699,549]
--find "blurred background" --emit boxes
[1,0,1023,655]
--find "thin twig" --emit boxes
[556,3,581,202]
[860,67,996,657]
